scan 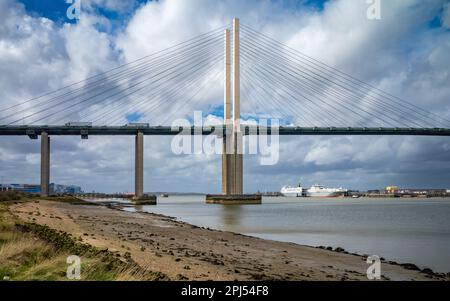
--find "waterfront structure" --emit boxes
[366,187,449,197]
[0,18,449,199]
[49,183,83,194]
[0,184,40,194]
[397,188,449,197]
[385,186,400,194]
[0,183,83,194]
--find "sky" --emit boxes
[0,0,450,193]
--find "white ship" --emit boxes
[280,183,304,197]
[281,183,347,197]
[306,184,347,197]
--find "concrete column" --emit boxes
[232,18,243,195]
[233,134,243,195]
[135,131,144,198]
[222,28,233,195]
[40,131,50,197]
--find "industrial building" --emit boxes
[0,184,40,194]
[366,186,450,197]
[0,183,82,195]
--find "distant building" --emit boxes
[0,184,40,193]
[399,188,447,196]
[1,183,83,194]
[50,183,82,194]
[364,187,449,197]
[385,186,399,194]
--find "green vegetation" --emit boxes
[40,195,100,205]
[0,198,169,281]
[0,191,98,205]
[0,191,37,202]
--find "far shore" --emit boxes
[7,199,449,281]
[78,194,450,199]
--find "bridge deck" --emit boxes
[1,125,450,136]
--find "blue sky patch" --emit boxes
[126,112,143,122]
[19,0,150,29]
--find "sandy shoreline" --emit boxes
[9,200,448,281]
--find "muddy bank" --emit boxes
[10,200,448,281]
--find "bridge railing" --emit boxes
[1,125,450,137]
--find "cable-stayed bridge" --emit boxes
[1,18,449,198]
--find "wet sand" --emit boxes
[10,200,448,281]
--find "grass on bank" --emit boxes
[0,192,169,281]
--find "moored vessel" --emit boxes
[280,183,304,197]
[281,183,347,197]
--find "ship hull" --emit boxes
[281,192,303,197]
[306,192,342,197]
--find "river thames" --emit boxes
[116,196,450,273]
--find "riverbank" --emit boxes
[3,198,448,281]
[0,197,168,280]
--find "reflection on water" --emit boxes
[220,205,244,228]
[114,195,450,272]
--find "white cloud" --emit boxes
[304,138,354,165]
[442,2,450,28]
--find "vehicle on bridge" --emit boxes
[65,122,92,127]
[125,123,150,128]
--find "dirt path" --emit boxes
[10,200,446,281]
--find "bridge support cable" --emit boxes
[0,26,226,126]
[69,45,223,125]
[109,50,221,124]
[241,24,450,127]
[241,47,362,127]
[0,26,229,118]
[240,39,419,127]
[240,24,450,128]
[159,66,224,126]
[106,56,223,125]
[241,33,418,127]
[240,44,402,127]
[241,56,352,127]
[240,35,426,128]
[241,42,382,126]
[240,76,300,124]
[242,24,450,127]
[71,39,223,124]
[23,38,223,125]
[106,54,223,125]
[241,67,328,126]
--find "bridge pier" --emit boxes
[218,18,246,201]
[232,131,243,194]
[135,131,144,198]
[221,18,244,196]
[231,17,243,195]
[222,28,234,195]
[40,131,50,197]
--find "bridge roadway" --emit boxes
[1,125,450,137]
[1,124,449,198]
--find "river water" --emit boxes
[111,195,450,273]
